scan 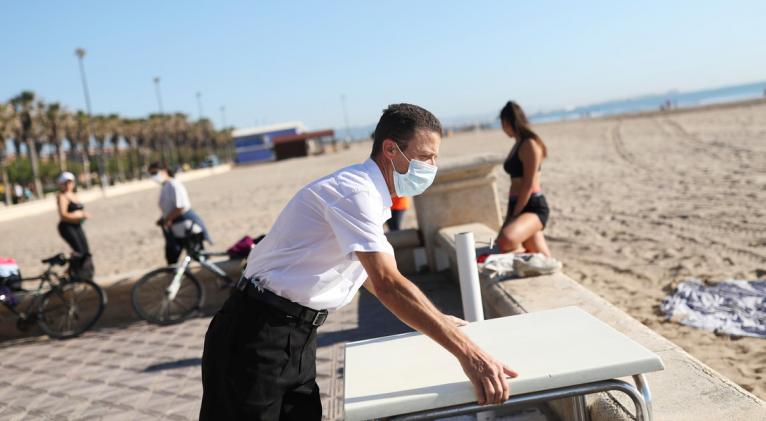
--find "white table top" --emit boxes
[344,306,664,421]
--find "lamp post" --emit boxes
[340,94,351,146]
[153,76,164,114]
[219,106,231,162]
[74,48,104,190]
[153,76,171,164]
[196,92,204,121]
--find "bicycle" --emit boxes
[131,226,237,325]
[0,253,107,339]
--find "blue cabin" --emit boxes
[232,122,305,165]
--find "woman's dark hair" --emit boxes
[370,103,442,157]
[148,161,175,178]
[500,101,547,158]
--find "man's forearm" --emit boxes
[374,275,472,358]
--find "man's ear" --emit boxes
[382,138,398,160]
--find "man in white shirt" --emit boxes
[148,162,211,264]
[200,104,518,420]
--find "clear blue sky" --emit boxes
[2,1,764,131]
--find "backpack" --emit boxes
[0,257,22,291]
[226,234,265,259]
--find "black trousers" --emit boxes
[386,209,405,231]
[162,228,183,265]
[200,290,322,420]
[57,221,90,256]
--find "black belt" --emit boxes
[236,276,328,327]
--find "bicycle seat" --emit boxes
[41,253,68,266]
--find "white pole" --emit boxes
[456,232,484,322]
[456,232,494,421]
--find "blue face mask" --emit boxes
[390,144,438,197]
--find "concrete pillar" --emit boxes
[414,153,504,271]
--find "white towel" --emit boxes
[480,252,562,281]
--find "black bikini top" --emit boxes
[67,200,84,213]
[503,138,541,178]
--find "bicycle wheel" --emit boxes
[37,280,107,339]
[131,267,204,325]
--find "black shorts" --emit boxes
[505,193,550,229]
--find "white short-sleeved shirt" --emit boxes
[244,158,394,310]
[159,179,192,218]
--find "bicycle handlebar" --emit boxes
[201,251,229,257]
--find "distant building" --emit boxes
[272,129,335,160]
[232,123,336,164]
[232,122,304,165]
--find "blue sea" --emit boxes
[340,80,766,140]
[528,80,766,123]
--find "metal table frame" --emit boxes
[385,374,653,421]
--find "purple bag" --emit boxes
[226,235,265,259]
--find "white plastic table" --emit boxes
[344,306,664,420]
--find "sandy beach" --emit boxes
[2,100,765,399]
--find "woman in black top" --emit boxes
[56,172,91,270]
[496,101,551,256]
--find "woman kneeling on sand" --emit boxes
[496,101,551,257]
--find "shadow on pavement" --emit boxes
[144,357,203,372]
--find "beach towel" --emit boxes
[660,278,766,338]
[479,252,562,281]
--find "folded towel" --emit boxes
[480,252,562,281]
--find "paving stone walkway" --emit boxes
[0,273,462,420]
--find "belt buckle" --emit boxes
[312,310,328,327]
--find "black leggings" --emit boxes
[386,209,405,231]
[57,222,90,256]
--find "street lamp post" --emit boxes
[153,76,164,114]
[152,76,171,165]
[340,94,351,146]
[196,92,204,121]
[219,105,232,162]
[74,48,105,190]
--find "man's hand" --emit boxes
[444,314,468,327]
[459,345,519,405]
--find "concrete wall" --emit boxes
[0,164,232,223]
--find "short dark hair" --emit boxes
[148,161,175,178]
[370,104,442,157]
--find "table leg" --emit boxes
[387,378,650,421]
[572,395,589,421]
[633,374,652,421]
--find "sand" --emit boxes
[2,100,765,399]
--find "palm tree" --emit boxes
[0,103,18,205]
[146,114,170,166]
[214,127,234,163]
[65,110,92,188]
[10,91,44,199]
[106,115,126,181]
[121,118,141,179]
[91,114,113,186]
[43,102,69,172]
[170,113,191,166]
